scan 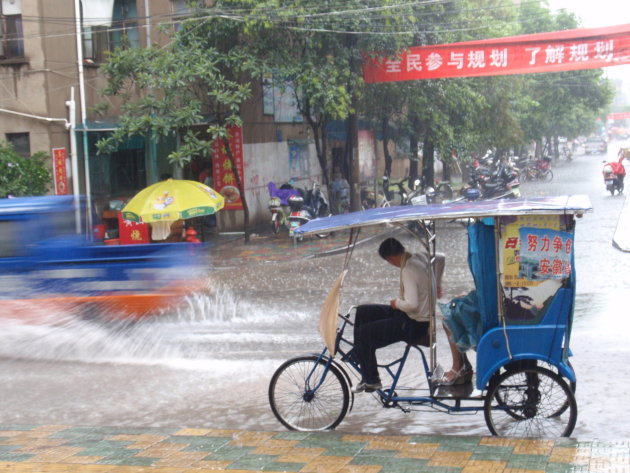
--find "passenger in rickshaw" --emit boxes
[352,238,453,392]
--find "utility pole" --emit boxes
[66,87,81,233]
[73,0,93,233]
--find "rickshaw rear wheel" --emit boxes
[493,361,576,419]
[484,366,577,437]
[268,355,350,431]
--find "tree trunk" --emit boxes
[381,116,392,177]
[310,118,329,187]
[409,133,419,182]
[222,136,250,243]
[423,136,435,187]
[348,110,361,211]
[442,160,451,183]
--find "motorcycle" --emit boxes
[287,181,330,240]
[523,156,553,182]
[463,157,521,200]
[484,159,521,198]
[385,176,454,206]
[602,149,627,195]
[267,182,301,234]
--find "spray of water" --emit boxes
[0,282,314,366]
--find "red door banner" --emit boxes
[363,23,630,83]
[52,147,69,195]
[211,125,245,210]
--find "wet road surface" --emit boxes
[1,138,629,439]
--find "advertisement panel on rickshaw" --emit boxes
[499,214,574,324]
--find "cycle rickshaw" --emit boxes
[268,195,591,437]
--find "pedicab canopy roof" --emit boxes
[295,195,592,236]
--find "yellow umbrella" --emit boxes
[121,179,224,223]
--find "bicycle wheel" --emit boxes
[493,361,576,419]
[269,355,350,431]
[540,169,554,182]
[484,366,577,437]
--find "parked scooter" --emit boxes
[268,182,301,234]
[287,181,330,240]
[602,149,627,195]
[463,155,521,200]
[522,156,553,182]
[383,175,453,206]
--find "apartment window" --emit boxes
[82,0,138,63]
[172,0,203,31]
[0,0,24,59]
[110,0,138,50]
[6,132,30,156]
[172,0,203,15]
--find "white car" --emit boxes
[584,137,607,154]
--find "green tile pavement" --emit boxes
[0,424,629,472]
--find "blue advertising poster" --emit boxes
[518,227,573,280]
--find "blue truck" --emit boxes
[0,195,205,320]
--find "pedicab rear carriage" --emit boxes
[268,195,591,437]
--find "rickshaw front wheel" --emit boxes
[484,366,577,437]
[269,355,350,431]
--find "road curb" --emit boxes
[613,192,630,252]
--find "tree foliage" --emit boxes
[0,143,52,197]
[97,0,615,217]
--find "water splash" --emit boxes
[0,282,316,366]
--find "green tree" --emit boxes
[96,15,258,238]
[517,4,614,157]
[222,0,416,209]
[0,143,52,197]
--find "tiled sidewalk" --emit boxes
[1,424,628,473]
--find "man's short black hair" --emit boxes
[378,237,405,259]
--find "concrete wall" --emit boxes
[216,139,322,230]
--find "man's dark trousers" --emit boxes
[353,304,429,384]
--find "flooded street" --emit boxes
[1,139,629,439]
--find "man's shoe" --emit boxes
[352,380,382,393]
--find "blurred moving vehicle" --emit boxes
[602,148,628,195]
[584,136,608,155]
[0,196,205,321]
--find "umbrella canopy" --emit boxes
[121,179,224,223]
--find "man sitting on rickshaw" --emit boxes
[352,238,468,391]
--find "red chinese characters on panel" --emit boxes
[212,126,244,210]
[363,24,630,83]
[52,148,69,195]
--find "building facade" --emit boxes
[1,0,324,232]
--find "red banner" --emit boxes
[363,23,630,83]
[52,147,68,195]
[608,112,630,120]
[212,125,245,210]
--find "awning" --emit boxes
[75,120,118,131]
